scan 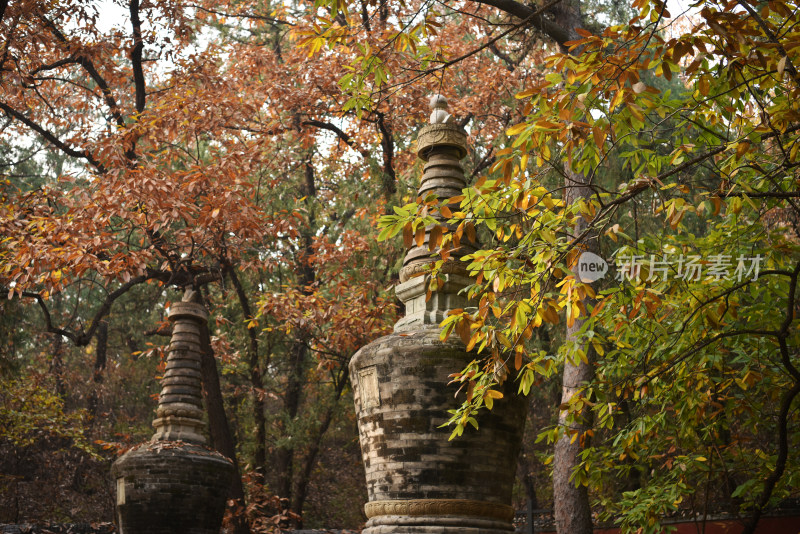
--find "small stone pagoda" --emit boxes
[350,96,527,534]
[111,290,233,534]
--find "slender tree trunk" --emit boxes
[546,0,596,528]
[460,0,594,526]
[50,332,66,397]
[291,367,349,514]
[275,158,317,524]
[553,169,595,534]
[87,320,108,420]
[518,452,538,534]
[553,349,594,534]
[199,317,251,534]
[376,113,397,206]
[275,338,306,501]
[225,262,268,483]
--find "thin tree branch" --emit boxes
[18,274,156,346]
[742,373,800,534]
[302,119,369,158]
[189,4,294,25]
[0,101,107,173]
[736,0,800,89]
[130,0,146,114]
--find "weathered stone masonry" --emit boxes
[112,293,233,534]
[350,97,527,534]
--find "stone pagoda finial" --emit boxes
[393,96,476,332]
[151,289,208,444]
[429,94,453,124]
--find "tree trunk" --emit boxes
[199,318,251,534]
[553,168,596,534]
[553,353,594,534]
[462,1,595,528]
[291,367,349,514]
[547,0,595,529]
[87,320,108,420]
[225,261,268,483]
[50,332,66,397]
[274,338,306,501]
[275,158,318,525]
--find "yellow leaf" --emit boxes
[610,89,625,112]
[506,123,528,136]
[736,141,751,158]
[629,104,644,122]
[778,56,787,77]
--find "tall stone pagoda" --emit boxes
[350,96,527,534]
[112,290,233,534]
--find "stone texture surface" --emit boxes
[151,301,208,444]
[111,442,233,534]
[350,328,526,534]
[351,328,526,504]
[416,124,467,161]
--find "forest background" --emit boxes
[1,0,798,533]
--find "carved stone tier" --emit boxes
[364,499,515,521]
[417,123,468,161]
[394,273,472,333]
[399,149,477,285]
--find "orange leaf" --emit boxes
[403,223,413,249]
[429,225,442,251]
[466,222,477,243]
[415,226,425,248]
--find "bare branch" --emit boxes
[130,0,146,114]
[302,119,370,158]
[189,4,294,26]
[0,101,107,173]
